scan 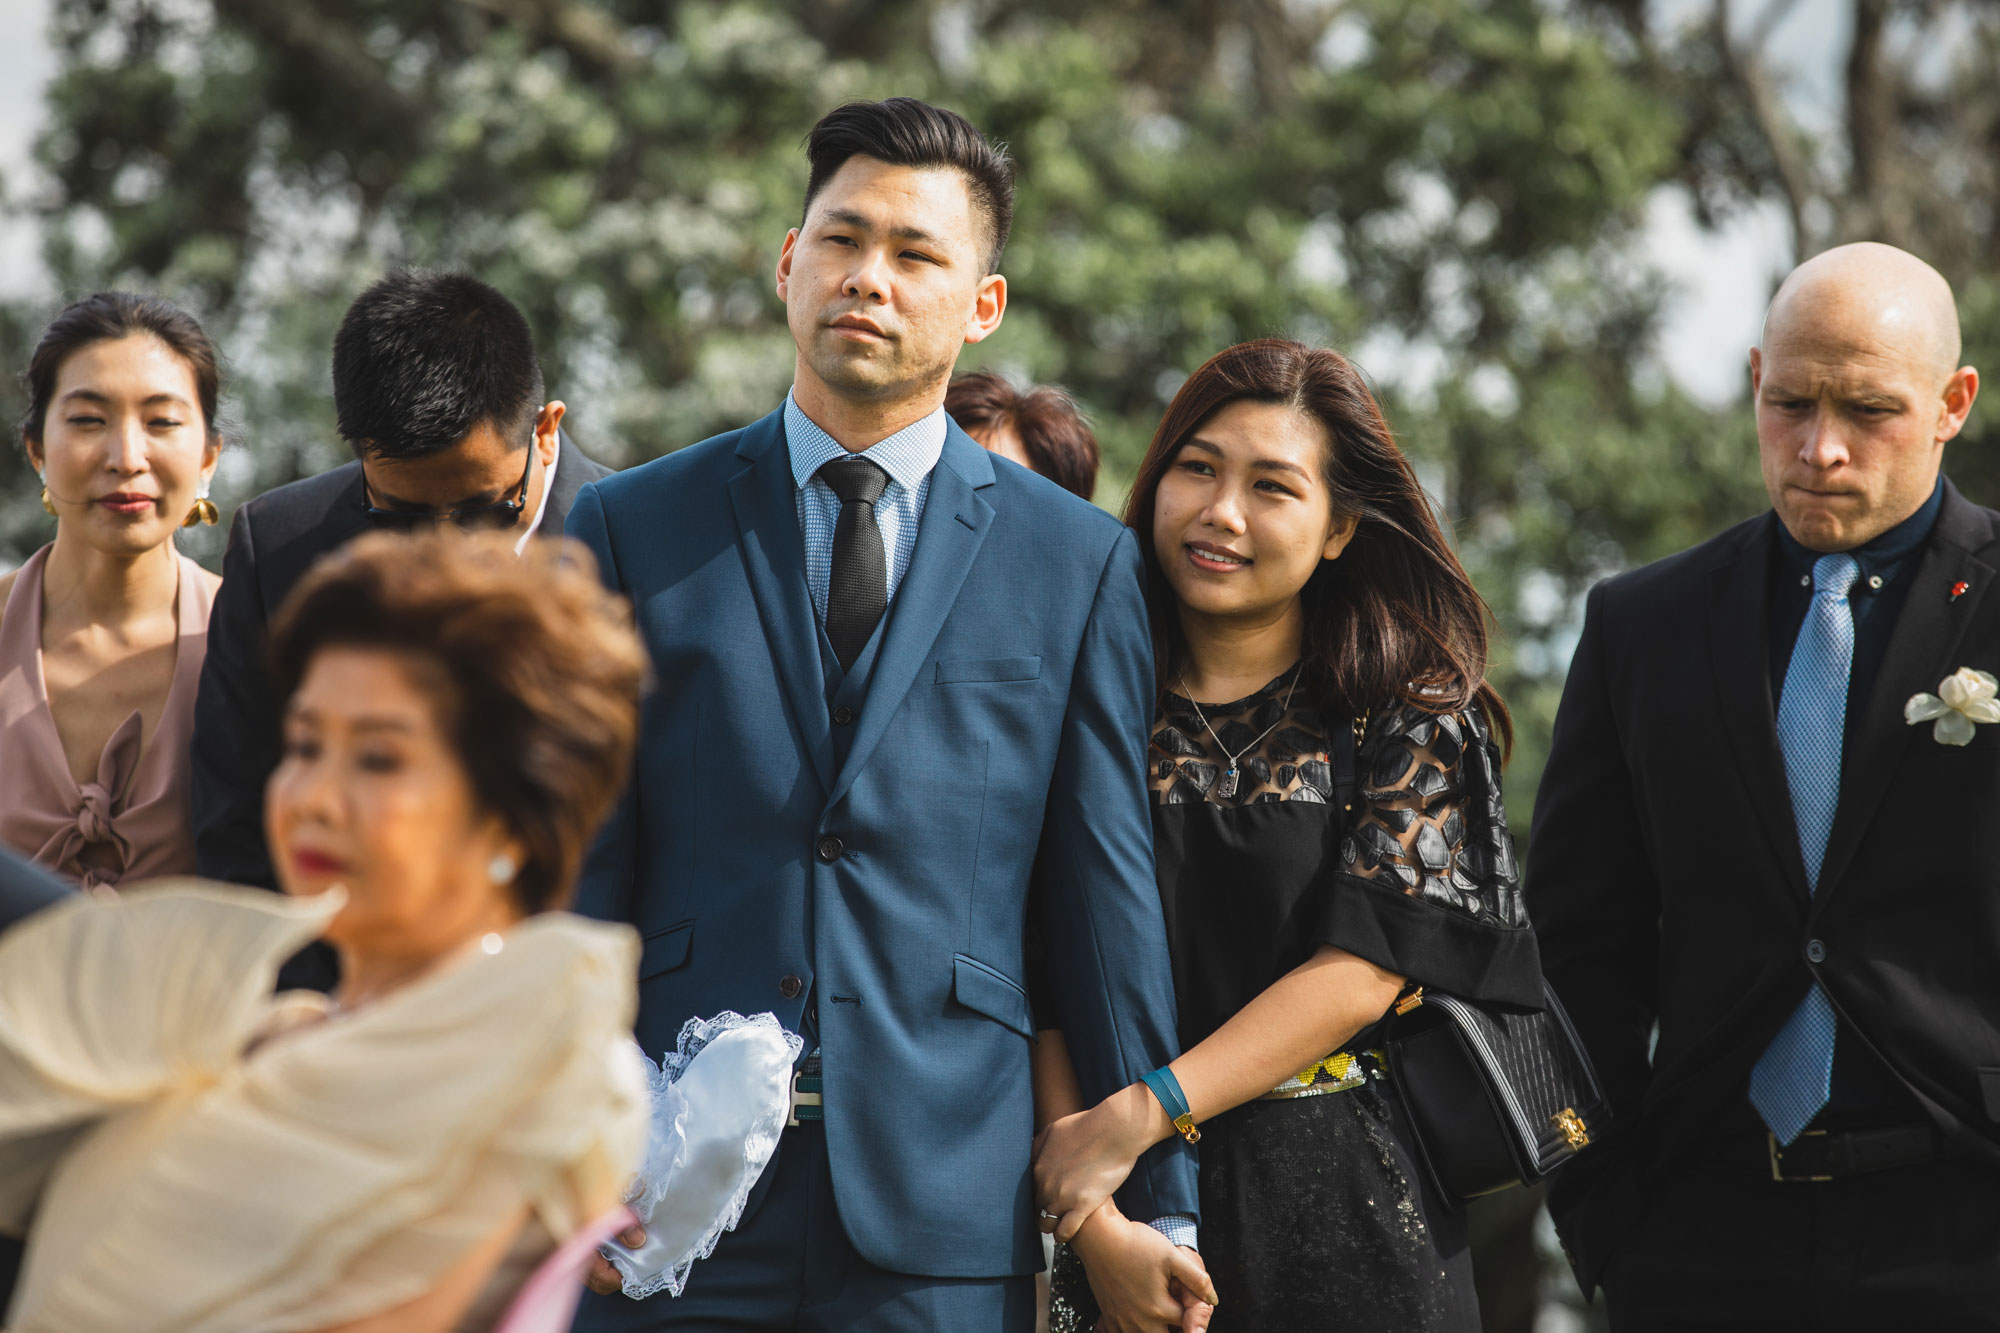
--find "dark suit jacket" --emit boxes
[567,410,1196,1280]
[0,846,66,934]
[191,431,609,901]
[1527,478,2000,1293]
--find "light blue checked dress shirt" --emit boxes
[782,391,1199,1249]
[785,391,941,627]
[1751,552,1860,1145]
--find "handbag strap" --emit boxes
[1334,707,1365,822]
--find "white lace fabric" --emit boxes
[602,1011,803,1300]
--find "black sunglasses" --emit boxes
[362,446,536,533]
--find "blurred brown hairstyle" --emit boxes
[946,371,1100,500]
[1122,339,1510,753]
[268,530,649,912]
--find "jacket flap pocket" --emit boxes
[935,655,1042,685]
[1980,1067,2000,1122]
[951,953,1034,1039]
[640,921,694,981]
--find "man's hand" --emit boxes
[582,1220,648,1297]
[1068,1202,1219,1333]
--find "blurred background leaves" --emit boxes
[2,1,1996,1325]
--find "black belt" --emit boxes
[1725,1124,1944,1182]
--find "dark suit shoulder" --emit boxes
[983,453,1127,551]
[589,431,743,510]
[231,463,370,606]
[1595,513,1768,611]
[1932,477,2000,560]
[237,460,365,531]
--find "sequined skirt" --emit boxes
[1051,1080,1479,1333]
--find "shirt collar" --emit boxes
[514,439,560,556]
[1775,475,1944,590]
[785,389,947,494]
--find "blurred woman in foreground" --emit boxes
[0,292,223,889]
[0,532,650,1331]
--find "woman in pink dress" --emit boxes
[0,292,223,889]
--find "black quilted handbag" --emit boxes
[1384,979,1608,1208]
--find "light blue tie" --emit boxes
[1751,552,1860,1144]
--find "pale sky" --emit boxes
[0,0,1847,405]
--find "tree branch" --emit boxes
[1714,0,1818,251]
[455,0,641,75]
[1842,0,1892,219]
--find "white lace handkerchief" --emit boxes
[601,1011,803,1299]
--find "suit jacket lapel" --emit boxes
[727,410,836,795]
[1707,515,1813,904]
[828,424,996,810]
[1816,481,1998,900]
[543,429,608,531]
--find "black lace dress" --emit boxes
[1051,666,1541,1333]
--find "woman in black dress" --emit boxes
[1033,340,1541,1332]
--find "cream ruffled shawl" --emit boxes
[0,881,648,1331]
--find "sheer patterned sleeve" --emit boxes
[1313,701,1544,1007]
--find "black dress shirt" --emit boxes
[1766,475,1944,1124]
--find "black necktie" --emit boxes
[819,458,890,669]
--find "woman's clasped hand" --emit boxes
[1031,1096,1219,1332]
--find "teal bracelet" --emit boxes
[1140,1066,1201,1143]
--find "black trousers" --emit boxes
[1602,1155,2000,1331]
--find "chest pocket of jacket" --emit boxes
[935,656,1042,685]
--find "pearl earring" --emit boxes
[488,852,519,885]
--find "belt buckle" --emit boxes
[787,1068,823,1128]
[1767,1129,1832,1183]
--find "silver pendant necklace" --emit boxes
[1177,664,1302,800]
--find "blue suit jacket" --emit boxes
[567,409,1197,1278]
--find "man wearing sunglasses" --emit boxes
[190,270,609,987]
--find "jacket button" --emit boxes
[833,706,855,725]
[816,835,845,863]
[779,975,804,999]
[1806,939,1827,964]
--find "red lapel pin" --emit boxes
[1950,580,1970,602]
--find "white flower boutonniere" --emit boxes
[1905,668,2000,746]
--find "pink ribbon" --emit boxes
[39,710,142,888]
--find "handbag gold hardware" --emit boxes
[1395,987,1426,1015]
[1552,1107,1590,1151]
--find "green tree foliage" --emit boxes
[0,0,1766,804]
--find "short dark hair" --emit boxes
[331,270,545,461]
[22,292,221,445]
[803,98,1016,273]
[946,371,1101,501]
[268,530,648,915]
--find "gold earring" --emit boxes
[41,487,57,517]
[183,481,219,528]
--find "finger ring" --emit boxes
[1039,1209,1059,1221]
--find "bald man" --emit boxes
[1528,242,1997,1330]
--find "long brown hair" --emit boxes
[1123,339,1511,754]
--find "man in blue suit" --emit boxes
[569,98,1203,1330]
